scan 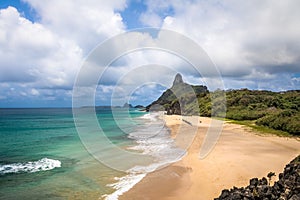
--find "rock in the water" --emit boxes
[134,105,145,109]
[123,103,133,108]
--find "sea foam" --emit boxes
[104,112,186,200]
[0,158,61,175]
[103,173,146,200]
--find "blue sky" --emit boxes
[120,0,147,29]
[0,0,37,21]
[0,0,299,107]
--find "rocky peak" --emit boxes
[172,73,183,87]
[123,103,133,108]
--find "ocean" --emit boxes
[0,108,185,200]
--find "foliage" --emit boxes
[226,119,291,137]
[148,80,300,135]
[217,89,299,135]
[256,110,300,135]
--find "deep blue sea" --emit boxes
[0,108,184,200]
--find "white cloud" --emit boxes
[140,12,162,27]
[1,0,299,107]
[23,0,126,52]
[30,88,39,96]
[0,6,83,88]
[0,1,127,106]
[139,0,174,27]
[136,0,300,90]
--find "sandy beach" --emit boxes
[120,115,300,200]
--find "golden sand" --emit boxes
[120,115,300,200]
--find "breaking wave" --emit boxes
[0,158,61,175]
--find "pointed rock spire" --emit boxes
[172,73,183,86]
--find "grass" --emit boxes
[223,119,293,137]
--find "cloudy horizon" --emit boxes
[0,0,299,107]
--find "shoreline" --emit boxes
[120,115,300,200]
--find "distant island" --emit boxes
[122,103,145,109]
[146,73,299,135]
[83,104,145,110]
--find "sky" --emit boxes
[0,0,299,107]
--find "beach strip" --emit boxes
[120,115,300,200]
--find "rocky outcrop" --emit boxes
[173,73,183,86]
[146,73,208,115]
[134,105,145,109]
[123,103,133,108]
[215,155,300,200]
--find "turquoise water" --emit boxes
[0,108,145,200]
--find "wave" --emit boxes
[102,173,146,200]
[0,158,61,175]
[104,112,186,200]
[139,112,161,121]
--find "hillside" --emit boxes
[147,74,300,135]
[146,73,209,115]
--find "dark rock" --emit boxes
[219,189,230,198]
[279,173,284,179]
[289,194,300,200]
[134,105,145,109]
[232,192,242,199]
[259,185,269,193]
[261,177,268,185]
[215,155,300,200]
[250,178,259,187]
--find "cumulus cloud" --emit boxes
[1,0,299,107]
[74,28,225,107]
[139,0,174,27]
[0,6,82,88]
[23,0,126,52]
[0,1,127,106]
[140,0,300,90]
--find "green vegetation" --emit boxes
[224,119,291,137]
[147,76,300,136]
[200,89,299,136]
[147,82,208,116]
[223,89,300,135]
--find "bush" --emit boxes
[256,111,300,135]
